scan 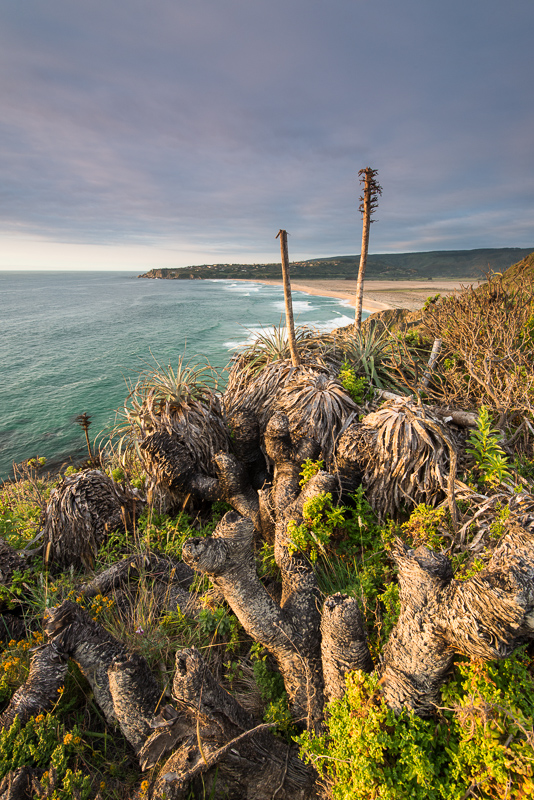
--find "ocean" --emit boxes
[0,271,364,481]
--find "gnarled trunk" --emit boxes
[381,523,534,714]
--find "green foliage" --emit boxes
[455,557,485,582]
[423,293,441,310]
[263,696,295,739]
[340,328,399,390]
[0,714,92,799]
[257,541,279,580]
[339,362,370,404]
[111,466,126,483]
[298,457,325,487]
[308,487,398,654]
[343,485,385,552]
[97,505,225,564]
[27,456,47,469]
[376,582,400,642]
[251,655,285,704]
[488,502,511,542]
[298,650,534,799]
[198,606,241,652]
[0,566,37,611]
[513,454,534,483]
[400,504,448,551]
[287,492,345,562]
[466,406,513,486]
[0,635,35,702]
[134,508,198,559]
[250,644,294,738]
[0,474,49,549]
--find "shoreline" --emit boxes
[231,277,387,312]
[232,277,484,312]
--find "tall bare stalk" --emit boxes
[354,168,382,331]
[276,229,301,367]
[76,412,94,462]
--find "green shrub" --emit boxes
[0,714,92,799]
[298,650,534,800]
[400,504,448,551]
[287,492,345,562]
[339,362,370,404]
[198,606,241,652]
[299,457,325,487]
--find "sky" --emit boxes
[0,0,533,270]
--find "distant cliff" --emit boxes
[138,247,534,282]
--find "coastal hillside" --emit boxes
[1,259,534,799]
[500,248,534,286]
[138,246,534,281]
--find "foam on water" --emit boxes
[0,272,366,479]
[271,299,318,313]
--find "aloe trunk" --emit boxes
[355,168,382,331]
[277,229,301,367]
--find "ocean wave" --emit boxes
[271,300,318,313]
[223,325,270,350]
[223,283,261,293]
[307,315,354,332]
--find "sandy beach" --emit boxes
[240,277,483,312]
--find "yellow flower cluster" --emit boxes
[7,639,31,651]
[89,594,115,621]
[63,732,82,746]
[3,656,21,672]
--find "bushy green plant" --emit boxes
[305,488,397,653]
[287,492,345,562]
[298,457,325,487]
[0,474,49,548]
[0,713,92,799]
[400,504,448,551]
[342,485,384,552]
[454,557,485,582]
[250,646,286,704]
[376,582,400,642]
[339,362,370,404]
[488,502,511,541]
[0,566,37,611]
[198,606,241,652]
[466,406,513,486]
[298,650,534,799]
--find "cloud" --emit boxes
[0,0,533,269]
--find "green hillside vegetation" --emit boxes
[1,252,534,799]
[139,247,534,281]
[500,249,534,286]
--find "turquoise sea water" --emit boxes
[0,271,364,481]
